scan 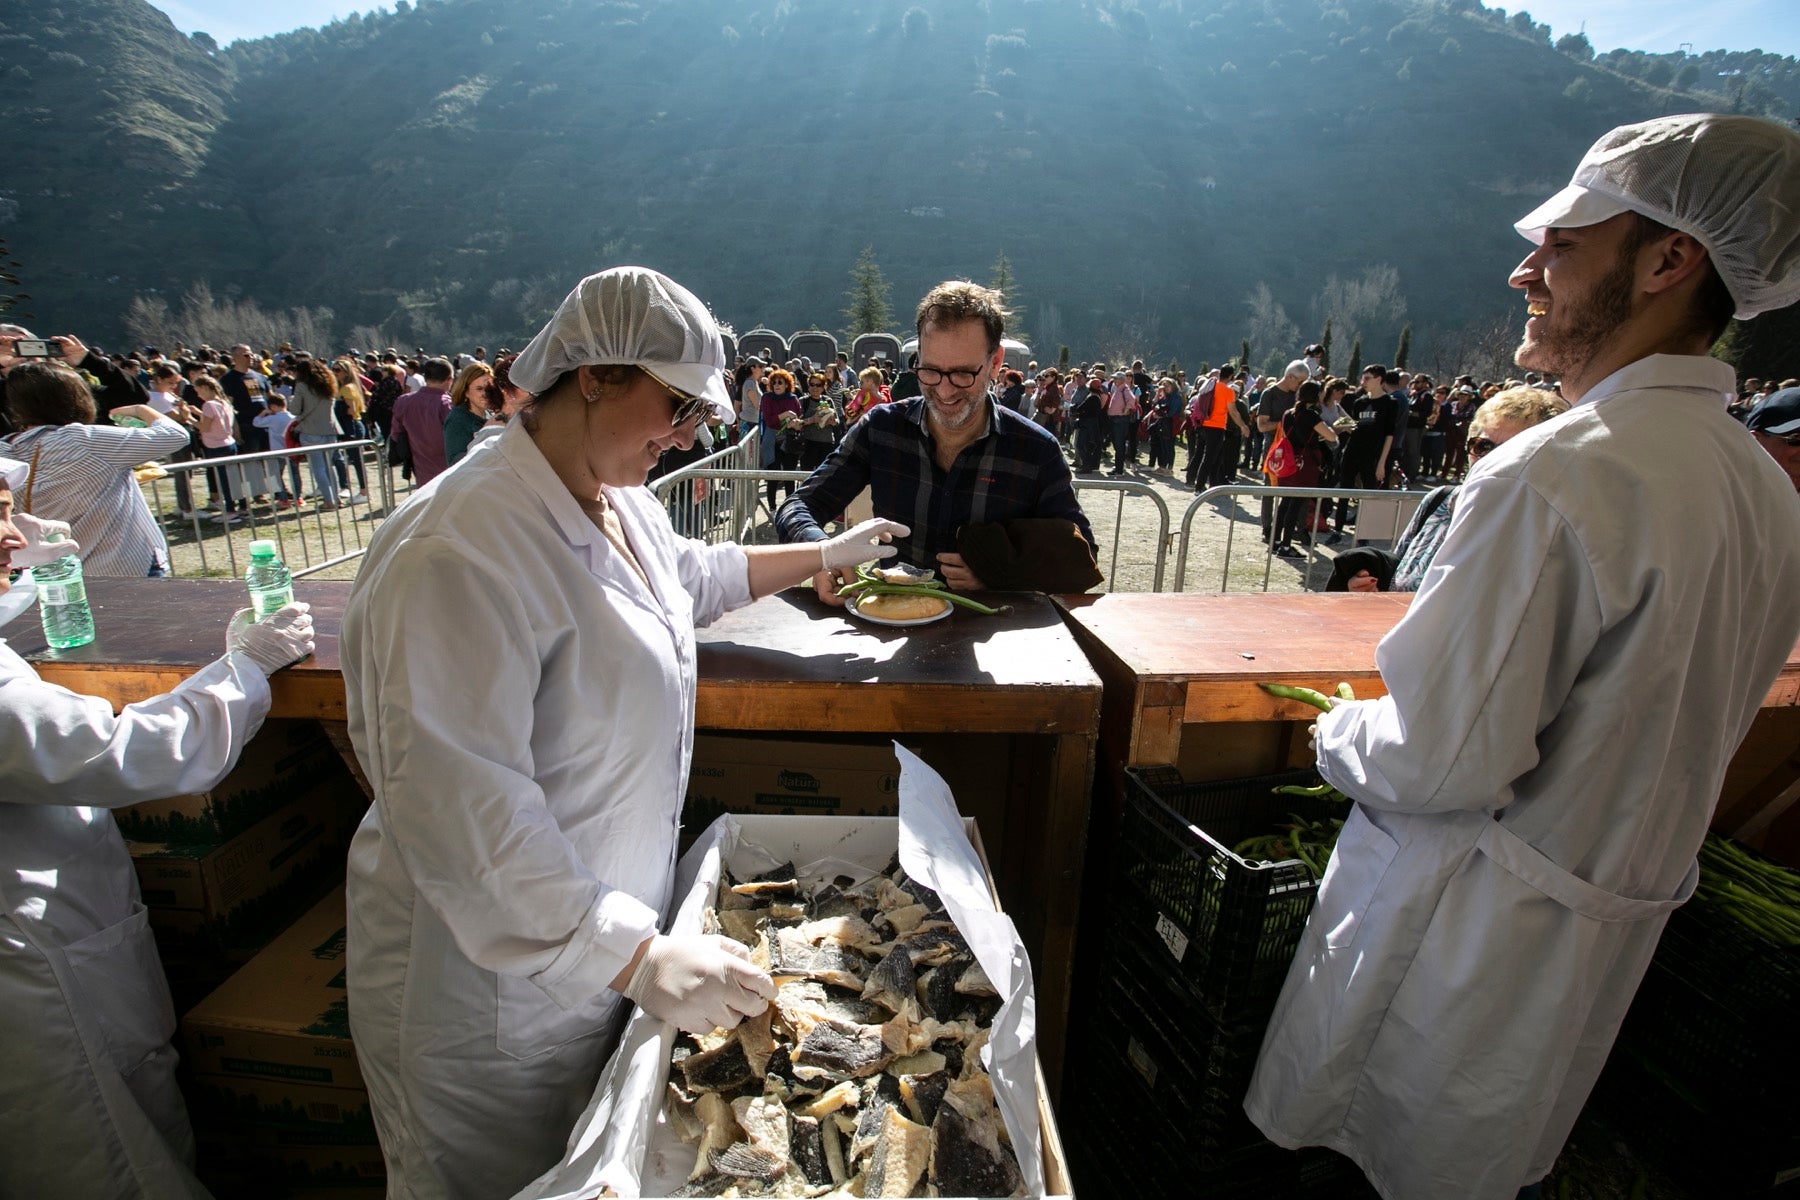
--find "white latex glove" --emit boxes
[622,933,776,1035]
[226,603,316,675]
[10,513,80,567]
[818,518,910,572]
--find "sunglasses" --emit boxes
[1466,436,1499,459]
[642,366,711,428]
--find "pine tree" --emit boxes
[1240,338,1251,372]
[989,251,1024,326]
[841,247,893,341]
[1348,337,1363,381]
[1394,323,1412,369]
[1166,357,1181,377]
[1057,345,1070,372]
[1319,319,1333,375]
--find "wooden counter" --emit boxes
[13,578,1101,1090]
[1059,592,1800,856]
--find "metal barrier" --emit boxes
[1069,478,1171,593]
[1172,484,1425,593]
[143,438,395,580]
[648,431,772,543]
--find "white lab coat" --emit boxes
[0,602,270,1200]
[1245,355,1800,1200]
[341,421,753,1200]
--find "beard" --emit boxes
[925,389,983,432]
[1515,253,1637,379]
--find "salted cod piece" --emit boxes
[849,1074,903,1163]
[861,1108,931,1198]
[789,1115,830,1188]
[899,1070,949,1127]
[681,1034,756,1094]
[688,1092,741,1182]
[931,1100,1024,1198]
[860,945,919,1019]
[791,1018,895,1082]
[770,927,867,990]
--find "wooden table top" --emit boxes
[1059,592,1800,722]
[9,579,1103,730]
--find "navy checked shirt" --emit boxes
[774,395,1096,571]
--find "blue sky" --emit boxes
[152,0,1799,56]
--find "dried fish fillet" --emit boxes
[690,1092,740,1181]
[790,1114,830,1188]
[730,1094,792,1171]
[956,957,998,997]
[850,1074,903,1164]
[771,929,867,990]
[860,946,919,1019]
[899,1070,949,1127]
[862,1109,931,1198]
[791,914,884,953]
[738,1007,777,1078]
[930,1098,1023,1197]
[681,1037,754,1094]
[792,1018,895,1082]
[710,1141,785,1183]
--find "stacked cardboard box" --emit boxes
[683,735,901,834]
[182,886,384,1197]
[124,720,365,968]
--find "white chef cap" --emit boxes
[0,456,27,492]
[508,266,733,419]
[1514,113,1800,319]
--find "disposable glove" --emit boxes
[622,933,776,1035]
[226,603,316,676]
[818,518,910,573]
[10,513,81,568]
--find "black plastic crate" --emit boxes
[1595,1048,1800,1197]
[1651,838,1799,1027]
[1111,765,1339,1018]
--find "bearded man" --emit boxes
[1245,114,1800,1200]
[776,280,1094,597]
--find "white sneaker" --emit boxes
[177,509,196,520]
[210,510,242,524]
[347,492,368,504]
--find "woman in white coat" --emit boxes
[340,267,908,1200]
[0,455,316,1199]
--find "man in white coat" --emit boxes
[1245,114,1800,1200]
[0,454,315,1198]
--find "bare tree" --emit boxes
[134,282,337,353]
[1311,265,1408,363]
[1245,282,1301,374]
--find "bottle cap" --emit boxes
[45,532,66,544]
[249,539,278,558]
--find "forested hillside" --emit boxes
[2,0,1794,374]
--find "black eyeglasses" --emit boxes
[1466,436,1499,459]
[915,366,984,388]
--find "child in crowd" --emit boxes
[252,395,305,506]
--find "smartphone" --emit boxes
[12,338,58,358]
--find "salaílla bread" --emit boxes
[857,592,952,621]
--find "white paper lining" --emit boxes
[511,743,1044,1198]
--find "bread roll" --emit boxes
[857,593,951,621]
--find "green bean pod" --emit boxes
[1260,682,1336,712]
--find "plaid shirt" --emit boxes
[775,395,1096,571]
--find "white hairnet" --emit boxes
[0,456,27,492]
[1514,113,1800,319]
[509,266,732,417]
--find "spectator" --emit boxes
[444,362,497,468]
[390,357,456,488]
[331,357,371,502]
[0,358,188,575]
[223,344,275,510]
[251,394,305,506]
[794,373,842,473]
[286,356,345,510]
[998,368,1030,417]
[1332,363,1400,536]
[733,359,764,441]
[1333,386,1569,591]
[1745,386,1800,491]
[1073,371,1108,472]
[1105,369,1138,476]
[759,368,804,508]
[1271,379,1340,557]
[1256,361,1310,537]
[843,365,890,423]
[191,373,243,521]
[147,362,204,517]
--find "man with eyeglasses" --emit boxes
[1248,115,1800,1200]
[1746,386,1800,492]
[776,280,1094,598]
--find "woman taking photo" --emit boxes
[0,353,189,575]
[340,267,905,1200]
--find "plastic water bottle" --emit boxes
[34,534,95,650]
[244,540,294,619]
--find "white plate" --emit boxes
[846,594,953,627]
